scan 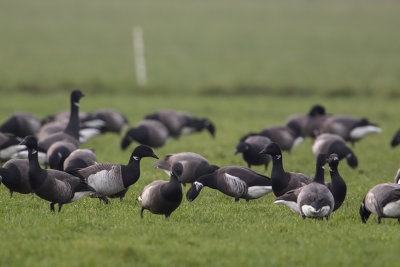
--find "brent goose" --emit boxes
[325,153,347,211]
[121,120,170,149]
[0,158,32,197]
[63,148,98,173]
[46,141,77,170]
[234,135,272,170]
[0,112,41,138]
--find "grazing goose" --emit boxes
[46,141,78,170]
[325,153,347,211]
[0,133,26,161]
[37,90,85,152]
[145,110,215,138]
[63,148,98,173]
[186,166,272,202]
[235,135,272,170]
[0,112,42,138]
[360,183,400,224]
[321,115,381,144]
[70,145,158,204]
[390,129,400,148]
[121,120,170,149]
[154,152,219,185]
[274,154,328,214]
[138,162,183,219]
[259,142,312,197]
[20,136,95,212]
[81,108,129,134]
[0,158,32,197]
[312,133,358,168]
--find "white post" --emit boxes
[133,26,147,87]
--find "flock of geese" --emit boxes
[1,90,400,223]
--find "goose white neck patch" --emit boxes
[194,181,203,191]
[74,102,80,107]
[132,156,140,161]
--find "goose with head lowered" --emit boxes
[145,110,215,138]
[186,166,272,202]
[37,90,85,152]
[154,152,219,186]
[259,142,312,197]
[0,112,42,138]
[20,136,95,212]
[360,183,400,224]
[121,119,170,149]
[0,133,26,162]
[70,145,158,204]
[234,135,272,170]
[274,153,328,214]
[46,141,77,170]
[0,158,32,197]
[63,148,98,173]
[312,133,358,169]
[138,162,183,219]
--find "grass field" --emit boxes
[1,1,400,266]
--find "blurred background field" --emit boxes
[1,0,400,96]
[1,1,400,266]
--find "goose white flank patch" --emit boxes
[350,125,382,140]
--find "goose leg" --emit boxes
[140,207,144,219]
[302,215,306,220]
[50,202,55,212]
[234,197,239,202]
[58,204,63,212]
[377,217,382,224]
[99,196,109,204]
[398,218,400,224]
[9,190,13,198]
[165,213,171,220]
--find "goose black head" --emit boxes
[286,121,302,138]
[186,181,203,202]
[202,119,216,137]
[259,142,282,157]
[345,153,358,169]
[70,89,85,106]
[316,153,328,167]
[234,142,249,155]
[19,135,38,150]
[131,145,158,160]
[171,162,184,180]
[359,198,371,224]
[121,126,149,150]
[328,153,339,169]
[308,105,326,117]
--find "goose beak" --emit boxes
[152,153,159,159]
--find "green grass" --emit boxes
[1,92,400,266]
[1,0,400,95]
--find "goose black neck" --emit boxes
[26,147,46,189]
[197,173,217,189]
[121,159,141,187]
[330,141,351,159]
[64,98,80,140]
[270,155,287,181]
[161,174,182,202]
[314,164,325,184]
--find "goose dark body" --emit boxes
[360,183,400,224]
[37,90,84,152]
[235,135,272,170]
[63,149,98,173]
[145,110,215,138]
[312,133,358,168]
[47,141,77,170]
[20,136,95,212]
[82,108,129,134]
[139,162,183,218]
[259,142,312,197]
[186,166,272,202]
[121,120,169,149]
[0,133,25,161]
[0,112,41,138]
[71,145,158,204]
[0,158,32,197]
[154,152,218,185]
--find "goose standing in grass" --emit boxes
[234,135,272,170]
[145,110,215,138]
[259,142,312,197]
[325,153,347,211]
[312,133,358,168]
[121,120,170,149]
[81,108,129,134]
[139,162,183,219]
[0,112,42,138]
[154,152,219,186]
[274,154,328,214]
[0,133,26,162]
[186,166,272,202]
[321,115,381,144]
[70,145,158,204]
[20,136,95,212]
[0,158,32,197]
[360,183,400,224]
[46,141,77,170]
[63,148,98,173]
[37,90,85,152]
